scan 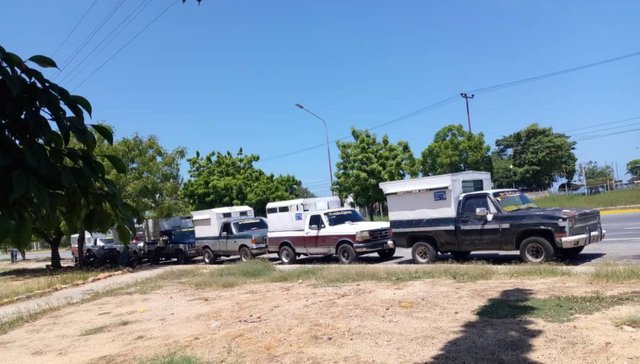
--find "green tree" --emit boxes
[627,159,640,177]
[581,161,613,191]
[420,124,492,175]
[494,124,577,190]
[0,46,135,268]
[182,149,310,215]
[95,131,189,219]
[335,128,418,219]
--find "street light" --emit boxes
[510,165,515,189]
[295,103,334,194]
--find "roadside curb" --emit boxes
[598,206,640,215]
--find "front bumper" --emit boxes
[560,228,606,248]
[248,243,268,256]
[353,239,395,254]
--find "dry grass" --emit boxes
[611,312,640,328]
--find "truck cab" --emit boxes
[195,217,269,263]
[140,216,198,264]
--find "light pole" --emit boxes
[295,103,334,194]
[510,164,515,189]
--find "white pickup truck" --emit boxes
[267,208,395,264]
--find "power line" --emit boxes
[466,49,640,95]
[59,0,154,85]
[562,115,640,133]
[573,127,640,142]
[51,0,99,58]
[261,49,640,163]
[72,0,178,91]
[54,0,127,80]
[569,118,640,138]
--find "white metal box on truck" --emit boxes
[379,171,492,221]
[190,206,254,238]
[266,196,341,232]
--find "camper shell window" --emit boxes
[267,207,277,214]
[278,206,290,213]
[461,179,484,193]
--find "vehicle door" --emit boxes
[304,214,329,255]
[457,195,503,250]
[219,222,234,254]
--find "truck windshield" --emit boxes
[493,191,538,212]
[233,219,268,232]
[324,210,364,226]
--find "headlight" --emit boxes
[355,231,371,242]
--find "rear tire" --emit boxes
[279,245,297,265]
[176,250,186,265]
[337,244,358,264]
[412,242,437,264]
[520,236,555,263]
[203,248,216,264]
[239,246,253,262]
[377,248,396,260]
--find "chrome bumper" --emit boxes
[354,239,395,253]
[560,229,606,248]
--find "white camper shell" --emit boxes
[379,171,492,221]
[266,196,341,232]
[191,206,255,238]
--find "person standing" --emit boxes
[10,247,17,263]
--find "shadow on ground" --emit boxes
[429,288,542,363]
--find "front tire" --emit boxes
[176,250,186,265]
[377,248,396,260]
[337,244,358,264]
[520,236,555,263]
[412,242,437,264]
[239,246,253,262]
[279,245,297,265]
[203,248,216,264]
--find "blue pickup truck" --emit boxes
[195,217,269,263]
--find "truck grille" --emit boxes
[369,229,391,241]
[570,213,600,236]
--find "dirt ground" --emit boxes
[1,276,639,364]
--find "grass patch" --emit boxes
[612,312,640,328]
[533,187,640,209]
[141,353,202,364]
[0,268,114,305]
[477,293,640,322]
[589,263,640,283]
[0,306,58,335]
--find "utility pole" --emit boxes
[460,93,475,133]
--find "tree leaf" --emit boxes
[70,95,92,117]
[28,55,58,69]
[103,155,127,174]
[91,124,113,145]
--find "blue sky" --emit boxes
[3,0,640,196]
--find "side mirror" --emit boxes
[309,224,319,231]
[475,207,489,216]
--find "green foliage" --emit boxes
[182,149,311,215]
[0,45,135,249]
[420,124,492,175]
[532,187,640,208]
[581,161,614,189]
[493,123,577,190]
[94,130,189,219]
[335,128,418,217]
[626,159,640,177]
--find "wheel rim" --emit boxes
[204,250,212,263]
[281,249,291,263]
[526,243,545,262]
[340,247,352,261]
[416,246,429,262]
[241,249,250,261]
